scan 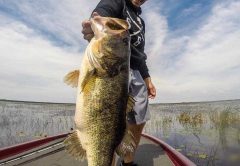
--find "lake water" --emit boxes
[0,99,239,166]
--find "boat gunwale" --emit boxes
[0,133,196,166]
[142,133,196,166]
[0,133,68,161]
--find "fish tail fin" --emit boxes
[63,130,86,160]
[115,95,137,157]
[126,95,135,113]
[115,130,137,158]
[63,70,80,88]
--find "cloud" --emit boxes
[181,4,202,16]
[142,5,168,70]
[0,17,81,102]
[0,0,98,50]
[0,0,239,103]
[147,0,240,103]
[176,0,240,75]
[0,0,100,103]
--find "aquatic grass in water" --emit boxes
[0,99,240,165]
[143,100,240,166]
[0,100,75,147]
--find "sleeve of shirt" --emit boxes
[130,46,150,79]
[92,0,123,17]
[139,58,150,79]
[137,19,150,79]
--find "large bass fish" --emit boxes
[63,16,136,166]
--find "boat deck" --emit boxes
[1,136,174,166]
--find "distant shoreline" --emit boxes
[151,98,240,105]
[1,98,239,105]
[0,99,74,105]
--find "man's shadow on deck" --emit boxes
[117,143,165,166]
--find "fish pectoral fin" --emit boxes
[63,130,86,160]
[63,70,80,88]
[79,69,95,92]
[115,130,137,158]
[126,95,136,113]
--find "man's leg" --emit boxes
[123,122,146,164]
[112,152,116,166]
[121,69,149,165]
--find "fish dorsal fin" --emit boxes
[63,70,80,88]
[63,130,86,160]
[115,130,137,158]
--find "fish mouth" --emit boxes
[105,19,128,31]
[91,16,129,37]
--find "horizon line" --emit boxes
[1,98,239,105]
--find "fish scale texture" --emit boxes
[75,72,129,166]
[63,16,131,166]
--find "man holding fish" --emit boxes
[82,0,156,165]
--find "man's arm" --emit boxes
[131,44,156,99]
[144,77,156,99]
[139,57,156,99]
[139,59,150,79]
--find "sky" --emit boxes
[0,0,240,103]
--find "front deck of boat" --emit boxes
[1,136,174,166]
